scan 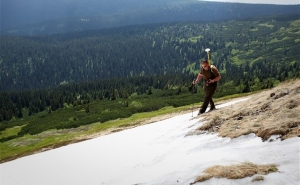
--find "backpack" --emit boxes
[201,65,215,76]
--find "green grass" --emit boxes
[0,89,258,163]
[295,39,300,43]
[258,23,274,28]
[0,126,23,138]
[188,36,202,43]
[0,102,197,163]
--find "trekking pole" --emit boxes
[192,99,194,117]
[191,79,195,117]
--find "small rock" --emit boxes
[270,92,275,97]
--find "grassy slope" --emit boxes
[0,91,250,163]
[1,79,299,163]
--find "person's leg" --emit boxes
[198,91,211,114]
[208,83,217,111]
[199,84,217,114]
[209,98,215,110]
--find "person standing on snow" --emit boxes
[193,60,221,115]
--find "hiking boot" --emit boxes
[208,107,216,112]
[198,109,205,115]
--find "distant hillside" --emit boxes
[1,1,299,35]
[0,15,299,91]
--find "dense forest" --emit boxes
[0,15,299,139]
[1,15,299,91]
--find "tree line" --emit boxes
[0,15,299,123]
[0,74,195,122]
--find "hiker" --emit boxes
[193,60,221,115]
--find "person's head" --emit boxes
[201,60,209,70]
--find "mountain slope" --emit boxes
[0,79,299,164]
[189,79,300,140]
[0,79,299,185]
[1,15,299,91]
[1,1,299,35]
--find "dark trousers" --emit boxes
[199,83,217,114]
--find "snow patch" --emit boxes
[0,98,299,185]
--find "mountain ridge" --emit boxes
[2,1,299,35]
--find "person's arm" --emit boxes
[208,66,221,83]
[193,73,203,84]
[208,75,221,83]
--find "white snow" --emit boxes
[0,98,299,185]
